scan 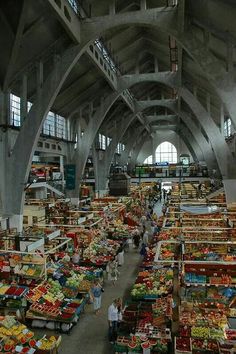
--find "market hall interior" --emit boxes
[1,0,236,353]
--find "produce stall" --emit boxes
[131,268,174,300]
[0,315,61,353]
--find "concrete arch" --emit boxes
[122,119,203,166]
[95,109,205,190]
[73,92,120,194]
[119,75,233,177]
[6,7,177,216]
[4,42,90,217]
[5,5,234,219]
[82,8,236,128]
[137,129,197,166]
[94,113,137,190]
[120,126,146,166]
[81,7,176,42]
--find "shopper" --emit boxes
[133,229,140,249]
[71,249,80,265]
[162,188,166,201]
[108,299,119,343]
[143,230,149,245]
[61,252,70,263]
[117,297,123,327]
[140,214,147,227]
[117,245,124,266]
[110,259,119,285]
[197,183,202,198]
[162,204,167,216]
[140,243,147,257]
[106,261,112,281]
[91,280,103,315]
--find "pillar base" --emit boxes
[9,214,23,232]
[96,189,108,198]
[70,198,80,206]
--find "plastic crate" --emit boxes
[114,343,128,353]
[62,285,78,298]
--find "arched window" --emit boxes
[143,155,153,164]
[155,142,177,163]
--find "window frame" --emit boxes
[155,141,177,163]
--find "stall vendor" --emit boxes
[62,252,70,263]
[72,249,81,265]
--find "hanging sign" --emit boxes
[156,162,169,166]
[65,164,76,190]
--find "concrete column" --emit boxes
[154,57,159,72]
[0,90,10,125]
[9,214,23,232]
[135,62,139,74]
[220,104,225,136]
[60,155,64,183]
[140,0,146,10]
[109,0,116,15]
[227,42,233,74]
[152,136,156,164]
[206,93,211,114]
[36,61,43,93]
[20,74,28,124]
[204,30,210,47]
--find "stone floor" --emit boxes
[58,247,141,354]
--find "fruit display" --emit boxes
[82,237,120,265]
[182,228,236,242]
[26,277,89,323]
[191,326,210,339]
[116,334,168,353]
[182,216,226,227]
[158,229,180,241]
[152,295,173,319]
[0,253,46,284]
[77,279,91,292]
[0,284,28,298]
[179,304,227,329]
[175,337,192,353]
[183,242,236,262]
[131,268,173,299]
[37,335,61,351]
[157,241,179,261]
[0,315,61,353]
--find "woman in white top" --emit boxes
[108,299,119,343]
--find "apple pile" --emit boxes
[175,337,191,352]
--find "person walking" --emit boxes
[108,299,119,343]
[143,230,149,246]
[117,297,123,328]
[162,204,167,216]
[133,229,140,249]
[110,259,119,285]
[162,188,166,201]
[140,243,148,258]
[91,280,103,315]
[117,245,124,266]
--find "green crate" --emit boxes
[113,344,127,353]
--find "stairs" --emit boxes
[29,181,65,197]
[206,187,224,200]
